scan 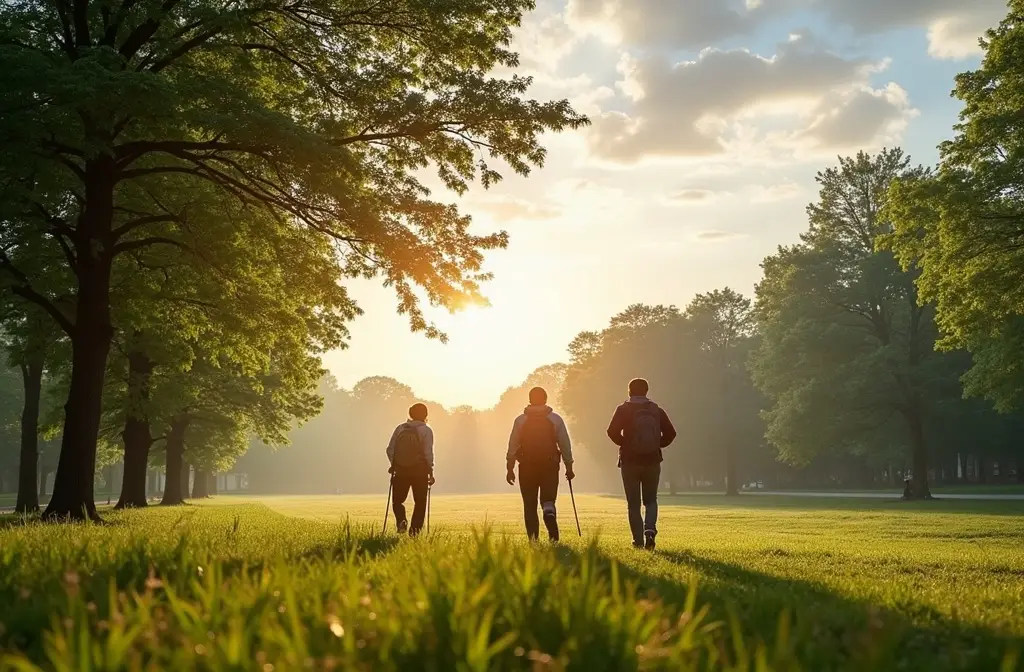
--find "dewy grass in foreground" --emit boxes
[0,502,1020,671]
[0,505,777,671]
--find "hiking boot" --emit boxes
[543,511,559,542]
[632,541,645,549]
[396,518,408,534]
[644,530,656,550]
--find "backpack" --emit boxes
[393,425,425,469]
[627,403,661,456]
[518,413,560,466]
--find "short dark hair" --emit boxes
[409,403,428,421]
[628,378,649,397]
[528,387,548,405]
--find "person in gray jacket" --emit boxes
[386,403,435,535]
[505,387,574,541]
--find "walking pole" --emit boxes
[426,485,431,535]
[382,474,393,535]
[568,478,582,537]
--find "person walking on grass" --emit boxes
[607,378,677,550]
[506,387,575,542]
[386,402,435,536]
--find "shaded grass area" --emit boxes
[0,497,1021,670]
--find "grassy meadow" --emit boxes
[0,494,1022,670]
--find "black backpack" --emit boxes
[627,403,661,456]
[393,425,425,469]
[518,413,560,466]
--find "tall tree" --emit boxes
[0,298,64,513]
[0,0,586,519]
[751,149,941,499]
[883,1,1024,414]
[101,192,354,507]
[684,288,755,496]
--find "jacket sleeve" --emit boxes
[385,426,401,464]
[553,414,573,467]
[659,408,677,448]
[422,426,435,470]
[606,405,626,446]
[506,417,522,469]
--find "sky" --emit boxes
[323,0,1010,410]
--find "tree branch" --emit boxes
[118,0,182,60]
[147,26,229,72]
[0,249,76,336]
[72,0,91,47]
[111,214,179,239]
[111,236,189,256]
[46,230,78,273]
[115,139,270,166]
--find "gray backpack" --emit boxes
[393,426,425,468]
[628,404,661,456]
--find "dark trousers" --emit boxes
[519,463,559,540]
[621,462,661,544]
[392,468,429,535]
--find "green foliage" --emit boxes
[750,150,941,480]
[0,0,588,338]
[882,2,1024,411]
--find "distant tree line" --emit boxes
[239,365,577,495]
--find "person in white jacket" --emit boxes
[505,387,575,541]
[386,403,435,535]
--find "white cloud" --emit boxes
[811,0,1006,60]
[748,182,801,203]
[472,196,562,223]
[668,189,717,203]
[511,9,581,74]
[566,0,762,48]
[565,0,1006,59]
[694,229,749,242]
[926,13,999,60]
[585,33,915,164]
[799,83,918,150]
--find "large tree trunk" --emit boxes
[905,403,932,499]
[115,349,155,509]
[160,416,189,506]
[15,357,44,514]
[192,468,211,498]
[43,165,116,521]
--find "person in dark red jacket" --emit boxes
[606,378,677,549]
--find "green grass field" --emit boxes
[1,494,1022,670]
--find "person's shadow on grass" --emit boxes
[554,544,1021,671]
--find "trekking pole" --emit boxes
[426,484,431,535]
[382,475,393,535]
[568,479,582,537]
